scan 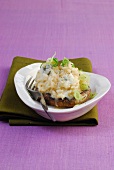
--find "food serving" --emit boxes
[34,53,94,108]
[14,56,111,121]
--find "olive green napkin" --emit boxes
[0,56,98,126]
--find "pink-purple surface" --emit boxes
[0,0,114,170]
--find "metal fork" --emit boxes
[25,77,55,121]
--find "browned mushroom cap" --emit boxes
[43,88,91,108]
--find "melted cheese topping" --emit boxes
[35,61,81,99]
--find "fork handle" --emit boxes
[40,93,56,121]
[40,102,56,122]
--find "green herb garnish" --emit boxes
[61,57,69,67]
[74,90,82,101]
[51,57,58,67]
[80,83,89,91]
[90,92,97,99]
[71,63,75,68]
[47,57,58,67]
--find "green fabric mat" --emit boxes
[0,56,98,126]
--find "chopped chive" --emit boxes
[74,90,82,101]
[61,57,69,67]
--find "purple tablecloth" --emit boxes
[0,0,113,169]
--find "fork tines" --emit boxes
[26,77,36,90]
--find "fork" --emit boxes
[25,77,56,121]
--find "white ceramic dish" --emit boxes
[14,63,111,122]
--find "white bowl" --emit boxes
[14,63,111,122]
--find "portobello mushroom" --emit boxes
[41,88,91,108]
